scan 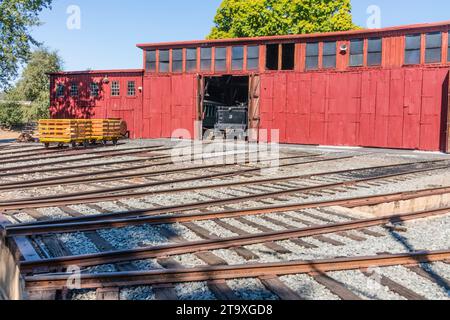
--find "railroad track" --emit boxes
[0,153,322,190]
[1,158,447,213]
[1,142,449,301]
[24,250,450,293]
[15,206,450,272]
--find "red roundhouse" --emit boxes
[49,21,450,153]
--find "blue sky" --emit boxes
[31,0,450,71]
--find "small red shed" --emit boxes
[49,21,450,152]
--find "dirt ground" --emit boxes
[0,129,20,140]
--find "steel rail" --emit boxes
[6,183,450,234]
[17,207,450,272]
[0,144,291,179]
[0,145,178,173]
[0,144,165,165]
[1,159,447,211]
[0,154,331,206]
[23,250,450,290]
[0,153,318,191]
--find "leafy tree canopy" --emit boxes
[0,0,52,89]
[1,48,62,123]
[208,0,359,39]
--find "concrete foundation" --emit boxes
[332,192,450,218]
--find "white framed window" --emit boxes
[90,83,99,97]
[111,81,120,97]
[56,84,65,97]
[70,83,78,97]
[127,81,136,96]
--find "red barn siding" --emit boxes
[50,71,143,139]
[259,67,449,151]
[142,74,197,139]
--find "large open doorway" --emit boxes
[201,75,250,139]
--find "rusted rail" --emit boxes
[0,145,173,173]
[17,207,450,272]
[23,250,450,290]
[6,185,450,236]
[1,159,447,211]
[0,153,321,191]
[0,144,165,165]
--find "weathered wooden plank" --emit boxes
[208,280,240,300]
[195,251,228,266]
[312,274,361,300]
[183,222,220,240]
[289,238,318,249]
[259,276,303,300]
[96,287,120,300]
[153,285,179,300]
[313,235,345,246]
[363,271,426,300]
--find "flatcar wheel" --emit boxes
[71,142,77,148]
[102,140,108,145]
[112,139,118,146]
[83,141,89,148]
[44,143,50,149]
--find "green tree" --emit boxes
[0,0,52,89]
[208,0,359,39]
[1,48,62,124]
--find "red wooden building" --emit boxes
[49,21,450,152]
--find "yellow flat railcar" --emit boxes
[38,119,92,148]
[90,119,122,145]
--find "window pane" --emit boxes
[351,39,364,54]
[90,83,99,97]
[186,60,197,72]
[172,61,182,72]
[448,31,450,62]
[146,50,156,71]
[232,59,243,70]
[350,54,364,67]
[159,62,169,72]
[57,85,65,97]
[200,48,212,71]
[159,50,169,62]
[368,38,382,52]
[201,47,212,59]
[186,48,197,60]
[247,45,259,59]
[232,46,244,59]
[247,58,259,70]
[306,43,319,56]
[323,42,336,55]
[127,81,135,96]
[172,49,183,61]
[405,49,421,65]
[305,56,318,70]
[367,52,382,66]
[215,59,227,72]
[201,59,211,71]
[186,49,197,72]
[247,46,259,70]
[426,32,442,48]
[159,50,170,72]
[425,48,441,64]
[405,34,421,50]
[111,81,120,96]
[322,55,336,68]
[215,47,227,60]
[232,46,243,70]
